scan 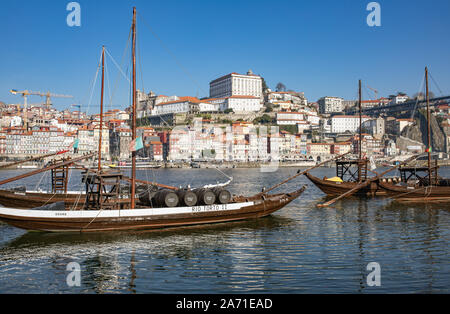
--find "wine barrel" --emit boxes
[195,188,216,205]
[212,187,232,204]
[137,185,159,206]
[153,189,179,208]
[177,189,198,207]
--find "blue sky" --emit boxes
[1,0,449,114]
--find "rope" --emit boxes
[429,71,443,96]
[410,74,425,121]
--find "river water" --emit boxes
[0,167,449,293]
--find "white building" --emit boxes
[389,95,409,105]
[151,97,200,116]
[224,96,261,112]
[209,70,263,100]
[331,115,371,133]
[318,96,344,114]
[276,112,305,125]
[201,96,262,113]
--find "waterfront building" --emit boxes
[331,142,352,155]
[352,134,384,157]
[109,127,131,161]
[307,143,332,161]
[4,126,74,156]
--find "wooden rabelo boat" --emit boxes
[305,80,387,197]
[304,159,386,197]
[377,67,450,203]
[0,8,308,233]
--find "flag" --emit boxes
[129,137,144,152]
[426,147,432,153]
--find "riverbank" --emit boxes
[2,159,450,170]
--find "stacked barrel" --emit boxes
[138,185,232,208]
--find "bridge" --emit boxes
[345,96,450,116]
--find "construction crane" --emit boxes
[10,90,73,108]
[10,89,74,129]
[366,86,379,100]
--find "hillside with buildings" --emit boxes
[1,70,449,165]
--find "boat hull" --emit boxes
[0,189,81,209]
[378,181,450,203]
[0,187,305,232]
[304,172,386,197]
[0,189,130,210]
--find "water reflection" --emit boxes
[0,167,449,293]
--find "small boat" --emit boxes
[304,171,386,197]
[377,69,450,203]
[305,80,386,198]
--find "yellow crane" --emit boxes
[9,89,73,129]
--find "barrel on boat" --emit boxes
[211,187,232,204]
[153,189,179,208]
[177,189,198,207]
[195,188,216,205]
[137,185,159,206]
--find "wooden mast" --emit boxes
[358,79,363,182]
[359,79,362,161]
[131,7,137,209]
[98,46,105,171]
[425,66,433,184]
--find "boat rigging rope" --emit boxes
[410,74,425,121]
[429,71,443,96]
[34,170,48,191]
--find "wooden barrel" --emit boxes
[137,185,159,206]
[153,189,179,208]
[177,189,198,207]
[212,187,232,204]
[195,188,216,205]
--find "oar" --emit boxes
[316,153,423,208]
[0,152,96,186]
[0,151,69,169]
[258,151,351,196]
[317,180,371,208]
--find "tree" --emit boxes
[276,82,286,92]
[264,103,273,113]
[253,114,273,125]
[261,77,269,92]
